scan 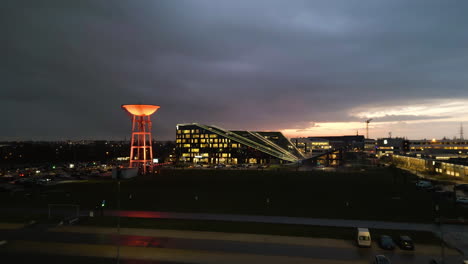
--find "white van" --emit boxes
[356,228,371,247]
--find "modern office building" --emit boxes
[175,123,304,164]
[290,137,332,158]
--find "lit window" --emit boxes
[213,144,218,148]
[183,144,191,147]
[210,134,217,138]
[183,130,190,134]
[232,144,238,148]
[200,139,206,143]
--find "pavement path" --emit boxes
[50,225,461,257]
[103,209,468,256]
[1,239,370,264]
[2,207,467,256]
[1,226,464,264]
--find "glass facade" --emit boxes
[175,124,302,164]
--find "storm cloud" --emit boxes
[2,0,468,140]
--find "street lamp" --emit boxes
[434,201,445,263]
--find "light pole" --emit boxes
[434,202,445,263]
[116,170,121,264]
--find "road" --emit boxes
[2,207,468,256]
[0,225,465,264]
[103,209,468,256]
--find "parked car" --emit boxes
[434,190,453,198]
[416,180,433,189]
[455,184,468,191]
[379,235,396,250]
[398,235,415,250]
[356,228,371,247]
[455,197,468,204]
[373,255,391,264]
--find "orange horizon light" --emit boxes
[122,104,160,116]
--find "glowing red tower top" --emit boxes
[122,104,160,174]
[122,105,160,116]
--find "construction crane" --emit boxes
[365,119,373,139]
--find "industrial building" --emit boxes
[175,123,304,164]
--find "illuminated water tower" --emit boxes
[122,104,160,174]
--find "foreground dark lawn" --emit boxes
[1,167,466,223]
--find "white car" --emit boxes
[456,197,468,204]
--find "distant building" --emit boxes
[408,139,468,154]
[175,123,304,164]
[376,138,409,156]
[303,135,365,150]
[364,139,376,152]
[290,138,332,158]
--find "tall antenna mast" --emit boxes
[460,123,464,140]
[365,119,373,139]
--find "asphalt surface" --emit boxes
[0,252,189,264]
[2,207,468,255]
[0,227,464,264]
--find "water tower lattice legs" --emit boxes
[129,115,153,173]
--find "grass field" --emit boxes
[1,167,467,223]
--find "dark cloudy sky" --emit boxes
[2,0,468,141]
